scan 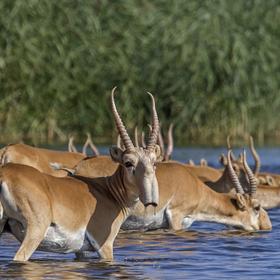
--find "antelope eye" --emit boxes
[124,161,133,168]
[254,205,261,212]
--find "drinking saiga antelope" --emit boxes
[207,149,280,210]
[0,88,161,261]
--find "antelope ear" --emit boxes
[219,153,227,166]
[154,144,162,160]
[110,146,123,163]
[236,193,246,210]
[266,176,275,186]
[258,176,266,185]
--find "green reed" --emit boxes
[0,0,279,146]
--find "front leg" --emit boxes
[99,243,113,261]
[85,206,125,261]
[165,208,185,231]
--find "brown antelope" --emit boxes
[55,148,272,232]
[208,149,280,209]
[184,165,221,183]
[0,88,161,261]
[221,135,280,187]
[0,143,85,177]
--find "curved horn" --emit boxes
[164,123,174,161]
[68,136,77,153]
[83,133,99,156]
[227,150,244,194]
[111,87,135,152]
[188,159,195,166]
[226,135,236,161]
[141,131,146,148]
[117,134,121,148]
[146,92,159,151]
[134,126,139,148]
[82,137,89,156]
[157,126,165,155]
[249,136,260,175]
[226,135,232,150]
[147,124,152,134]
[242,150,257,197]
[116,134,125,150]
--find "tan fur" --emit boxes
[184,165,222,183]
[0,147,159,262]
[0,143,85,177]
[206,160,280,209]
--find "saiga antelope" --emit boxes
[0,88,161,261]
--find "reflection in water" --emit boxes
[0,148,280,279]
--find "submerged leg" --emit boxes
[13,221,50,262]
[0,202,6,235]
[165,208,184,231]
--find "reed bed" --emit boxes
[0,0,279,146]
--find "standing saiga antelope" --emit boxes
[0,88,161,261]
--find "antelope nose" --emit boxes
[144,202,158,208]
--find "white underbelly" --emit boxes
[8,220,93,253]
[121,208,169,231]
[40,226,90,253]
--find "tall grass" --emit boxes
[0,0,279,146]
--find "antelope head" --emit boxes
[226,150,271,231]
[109,87,161,208]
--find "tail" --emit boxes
[49,162,75,176]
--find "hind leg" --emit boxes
[0,218,7,236]
[13,220,50,262]
[0,202,7,235]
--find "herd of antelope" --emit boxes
[0,87,278,262]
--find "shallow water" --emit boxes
[1,147,280,279]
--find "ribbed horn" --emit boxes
[227,150,244,194]
[147,124,153,136]
[226,135,232,149]
[116,134,125,150]
[226,135,236,161]
[146,92,159,151]
[111,87,135,152]
[117,134,121,148]
[157,125,165,155]
[141,131,146,148]
[68,136,77,153]
[164,123,174,161]
[82,136,89,155]
[134,126,139,148]
[249,136,260,175]
[242,150,257,197]
[83,133,99,156]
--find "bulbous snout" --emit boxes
[138,175,159,208]
[259,208,272,231]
